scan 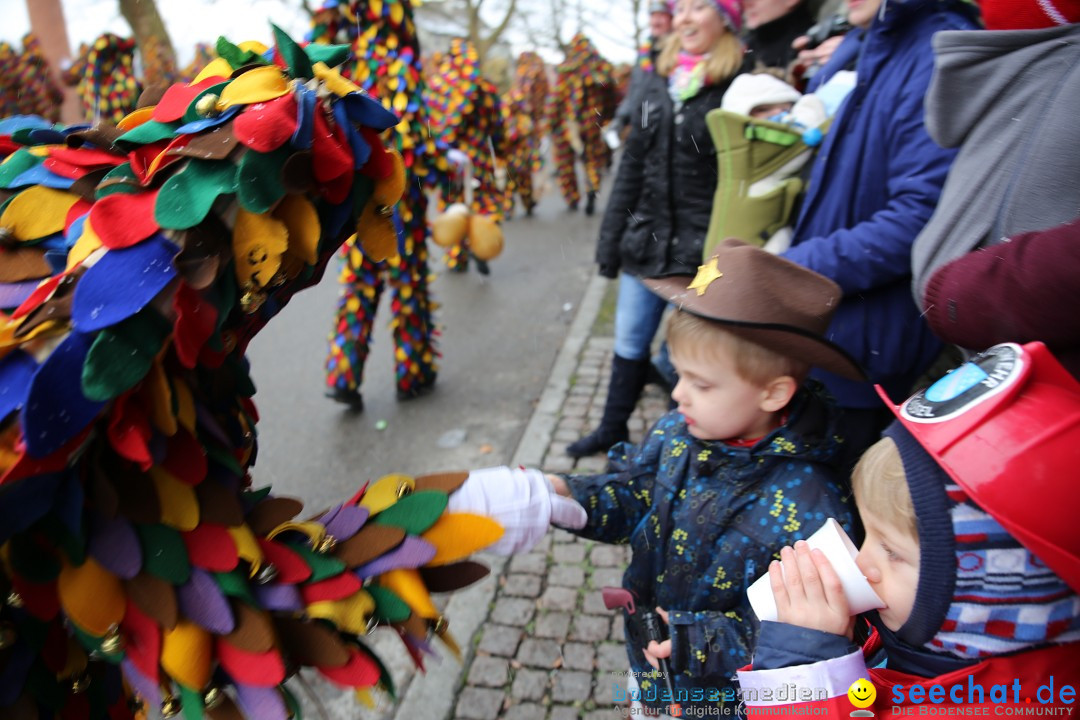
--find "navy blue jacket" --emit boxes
[783,0,979,408]
[563,386,851,712]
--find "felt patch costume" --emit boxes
[311,0,447,405]
[500,52,549,218]
[61,34,141,125]
[0,29,507,720]
[0,34,65,122]
[425,38,506,272]
[550,34,616,212]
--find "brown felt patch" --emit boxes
[275,616,350,668]
[334,525,405,568]
[125,573,179,629]
[418,561,491,592]
[246,496,304,536]
[412,471,468,495]
[224,602,276,653]
[197,481,246,527]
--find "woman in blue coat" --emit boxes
[781,0,980,471]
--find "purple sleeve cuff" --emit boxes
[735,649,867,706]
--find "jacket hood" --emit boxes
[926,23,1080,149]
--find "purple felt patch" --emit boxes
[178,568,236,634]
[88,513,142,579]
[121,659,162,707]
[322,504,369,540]
[235,683,288,720]
[0,280,41,310]
[71,233,179,333]
[356,537,435,579]
[254,583,303,612]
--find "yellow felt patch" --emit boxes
[379,569,438,619]
[218,65,289,108]
[145,360,177,437]
[307,591,376,636]
[117,106,155,131]
[229,525,264,574]
[232,209,288,289]
[151,467,199,531]
[359,474,415,515]
[57,557,126,636]
[236,41,270,55]
[356,203,397,263]
[0,186,81,242]
[162,619,213,690]
[192,57,235,85]
[421,513,504,566]
[274,194,320,266]
[173,376,196,434]
[66,218,103,271]
[313,62,361,97]
[371,150,406,208]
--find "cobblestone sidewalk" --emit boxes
[453,336,671,720]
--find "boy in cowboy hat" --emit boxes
[541,239,864,714]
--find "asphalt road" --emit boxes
[246,179,603,526]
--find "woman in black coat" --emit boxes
[568,0,748,457]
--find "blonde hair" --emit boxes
[666,309,809,387]
[851,437,918,539]
[656,27,743,85]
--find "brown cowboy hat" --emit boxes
[643,239,866,381]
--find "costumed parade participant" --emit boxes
[0,28,579,719]
[61,34,141,124]
[500,51,549,218]
[0,34,65,122]
[550,34,616,216]
[425,38,506,274]
[310,0,447,409]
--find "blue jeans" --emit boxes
[614,274,668,361]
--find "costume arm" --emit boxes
[784,71,957,294]
[922,216,1080,351]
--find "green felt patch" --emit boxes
[82,310,171,402]
[138,523,191,584]
[374,491,447,535]
[155,158,239,230]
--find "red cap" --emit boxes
[877,342,1080,593]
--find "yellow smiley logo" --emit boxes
[848,678,876,709]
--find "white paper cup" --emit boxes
[746,518,885,622]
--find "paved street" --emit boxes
[247,169,670,719]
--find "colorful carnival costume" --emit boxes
[425,39,505,273]
[0,34,65,122]
[550,34,615,215]
[0,28,543,720]
[311,0,447,408]
[500,52,548,218]
[61,34,140,124]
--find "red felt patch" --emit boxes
[299,572,362,605]
[122,599,161,681]
[65,200,93,232]
[107,391,153,470]
[48,146,126,169]
[173,281,218,369]
[311,111,353,184]
[182,524,239,572]
[10,273,61,319]
[234,95,298,153]
[255,539,312,585]
[89,190,161,249]
[143,134,195,184]
[0,426,91,486]
[153,77,227,123]
[42,157,92,180]
[161,426,207,485]
[11,576,59,621]
[358,127,393,180]
[318,646,381,689]
[216,639,286,687]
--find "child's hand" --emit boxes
[770,541,854,639]
[642,607,672,670]
[546,473,571,497]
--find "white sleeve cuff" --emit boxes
[735,649,867,707]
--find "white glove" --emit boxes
[447,466,588,555]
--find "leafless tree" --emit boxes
[117,0,178,84]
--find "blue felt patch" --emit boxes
[71,234,179,333]
[22,331,105,457]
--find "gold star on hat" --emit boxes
[687,257,723,296]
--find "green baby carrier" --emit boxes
[703,109,828,258]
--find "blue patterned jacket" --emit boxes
[563,384,852,710]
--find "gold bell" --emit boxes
[100,626,124,655]
[5,591,23,609]
[0,624,16,649]
[204,687,225,709]
[0,227,14,247]
[254,563,279,584]
[396,479,412,499]
[432,616,449,636]
[240,288,267,314]
[70,673,92,694]
[376,204,394,217]
[161,694,182,718]
[195,93,222,118]
[315,534,338,554]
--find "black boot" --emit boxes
[585,190,597,216]
[566,354,650,458]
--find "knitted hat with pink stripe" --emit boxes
[667,0,744,33]
[979,0,1080,29]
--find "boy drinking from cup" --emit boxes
[736,342,1080,716]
